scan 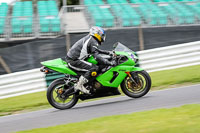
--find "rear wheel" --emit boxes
[121,70,151,98]
[47,78,79,109]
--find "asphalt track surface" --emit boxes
[0,84,200,133]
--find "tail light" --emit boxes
[40,66,50,74]
[40,66,45,72]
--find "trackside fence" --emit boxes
[137,41,200,72]
[0,69,46,99]
[0,41,200,99]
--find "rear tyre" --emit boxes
[121,70,151,98]
[47,78,79,110]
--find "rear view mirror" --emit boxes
[113,43,118,48]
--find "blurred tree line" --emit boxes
[20,0,80,5]
[62,0,79,5]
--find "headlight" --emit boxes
[130,54,139,64]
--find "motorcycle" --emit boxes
[40,42,152,109]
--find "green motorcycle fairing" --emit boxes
[41,43,144,88]
[41,58,77,75]
[96,51,143,88]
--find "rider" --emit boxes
[66,26,115,94]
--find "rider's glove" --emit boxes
[108,51,115,57]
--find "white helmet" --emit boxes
[89,26,106,43]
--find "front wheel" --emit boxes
[121,70,151,98]
[47,78,79,110]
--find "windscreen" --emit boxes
[113,42,133,53]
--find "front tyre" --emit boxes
[121,70,151,98]
[47,78,79,110]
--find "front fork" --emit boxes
[125,71,140,85]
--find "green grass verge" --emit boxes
[0,91,50,116]
[17,104,200,133]
[0,65,200,116]
[150,65,200,90]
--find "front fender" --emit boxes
[130,67,144,72]
[111,66,144,72]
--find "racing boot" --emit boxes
[74,76,90,94]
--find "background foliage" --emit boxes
[20,0,80,6]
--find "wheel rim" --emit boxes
[51,83,76,107]
[124,73,147,94]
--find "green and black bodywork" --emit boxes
[41,42,151,110]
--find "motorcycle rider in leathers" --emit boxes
[66,26,115,94]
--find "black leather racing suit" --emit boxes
[66,34,112,79]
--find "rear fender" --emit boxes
[41,58,77,75]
